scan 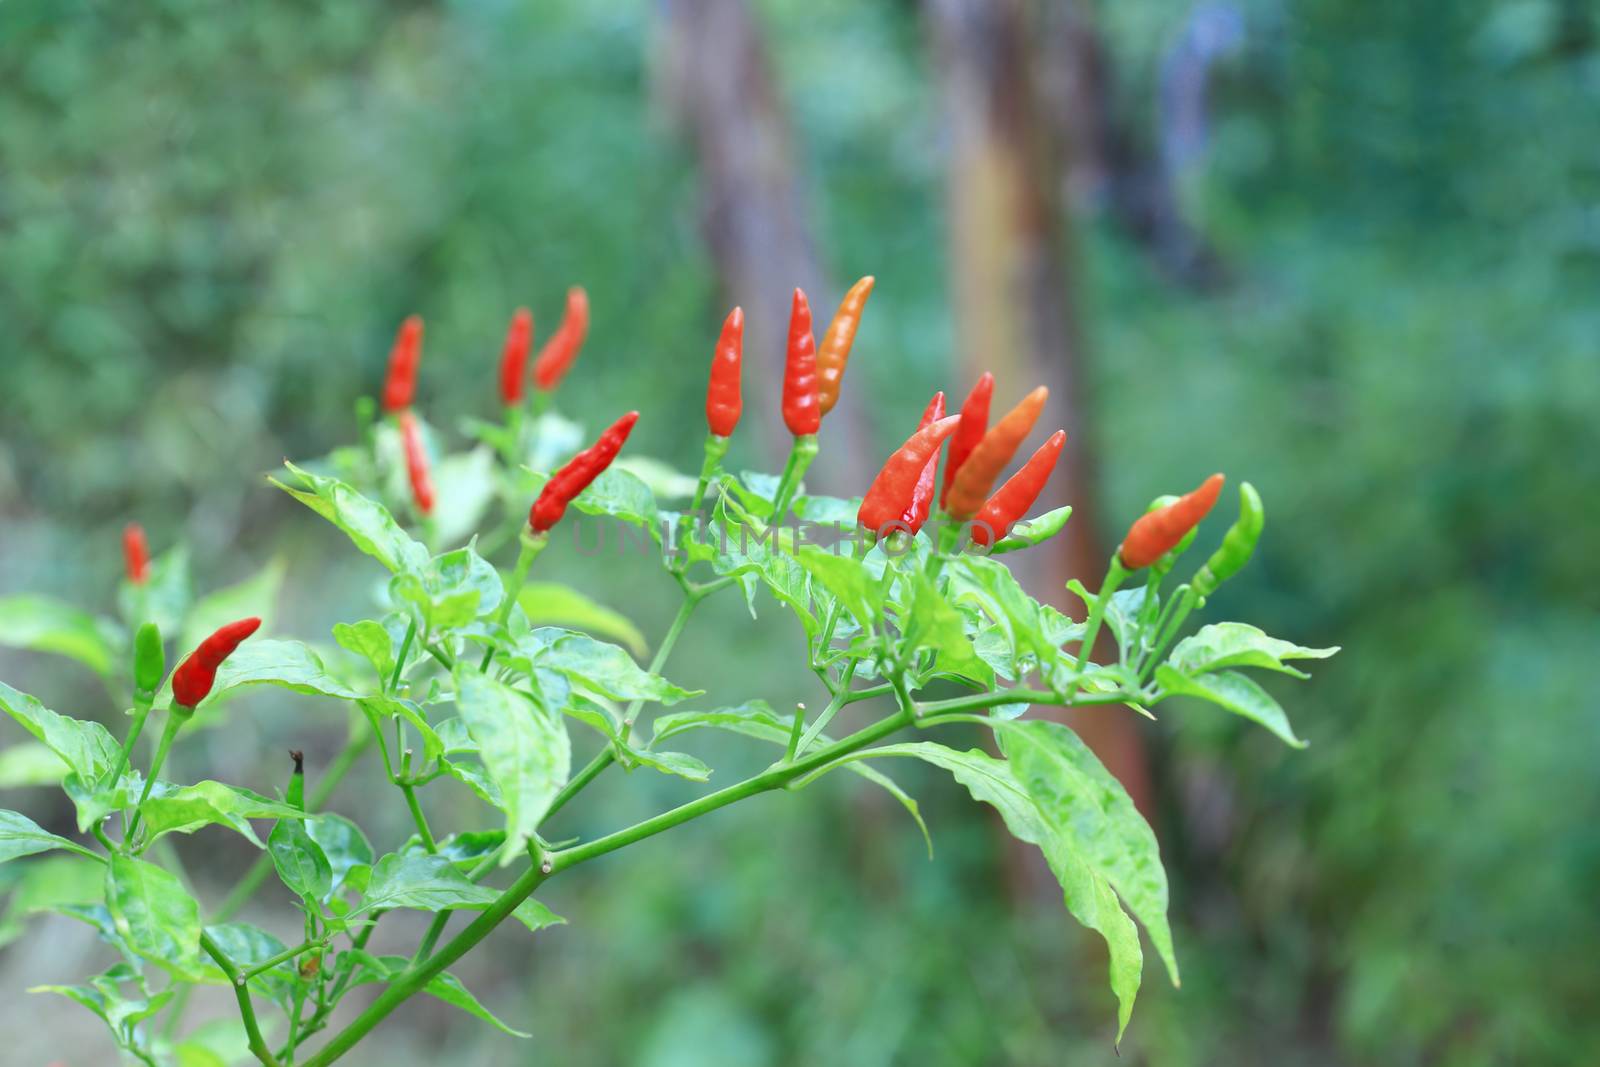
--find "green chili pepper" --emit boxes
[287,750,306,812]
[1192,482,1264,598]
[133,622,165,702]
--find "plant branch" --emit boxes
[201,931,282,1067]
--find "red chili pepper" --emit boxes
[705,306,744,437]
[781,288,820,436]
[857,413,961,535]
[123,522,150,585]
[944,385,1049,520]
[382,315,424,412]
[529,411,639,532]
[1119,473,1225,569]
[899,392,946,534]
[941,372,994,508]
[533,286,590,391]
[816,276,875,416]
[399,411,435,516]
[970,430,1066,546]
[172,617,261,709]
[499,308,534,406]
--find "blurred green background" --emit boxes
[2,0,1597,1064]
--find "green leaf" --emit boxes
[1154,666,1308,747]
[407,829,505,869]
[0,856,103,948]
[0,595,118,676]
[204,921,295,1003]
[273,461,431,574]
[518,583,648,657]
[139,781,306,847]
[453,670,570,865]
[509,628,699,705]
[613,456,699,501]
[649,700,790,746]
[0,681,123,785]
[990,505,1073,554]
[358,853,500,913]
[179,560,285,657]
[390,545,503,631]
[798,547,880,632]
[903,572,991,686]
[510,897,566,935]
[268,819,333,901]
[0,741,69,788]
[628,748,713,783]
[359,695,443,767]
[815,742,1143,1037]
[345,951,530,1036]
[570,466,661,532]
[0,809,88,864]
[1167,622,1339,679]
[304,813,373,894]
[952,557,1077,686]
[332,618,397,684]
[31,963,174,1043]
[183,639,361,705]
[106,854,204,978]
[999,721,1178,984]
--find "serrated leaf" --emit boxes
[453,670,569,865]
[517,583,648,657]
[0,595,118,676]
[358,853,500,913]
[1167,622,1339,679]
[138,781,306,847]
[1000,721,1178,985]
[1155,666,1307,746]
[106,854,204,979]
[273,461,430,574]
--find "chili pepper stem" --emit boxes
[201,931,282,1067]
[689,432,729,519]
[125,709,185,845]
[478,531,547,672]
[105,693,154,795]
[502,403,525,465]
[1064,557,1129,704]
[768,434,818,523]
[618,592,700,743]
[1140,585,1199,683]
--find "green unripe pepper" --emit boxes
[287,749,306,811]
[1192,482,1264,598]
[133,622,165,702]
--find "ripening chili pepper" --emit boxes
[133,621,164,701]
[857,414,961,535]
[1192,482,1264,597]
[529,411,639,532]
[944,385,1049,520]
[705,306,744,437]
[941,372,994,508]
[123,522,150,585]
[533,286,590,391]
[172,617,261,710]
[781,288,820,436]
[970,429,1066,546]
[1119,473,1225,570]
[499,308,534,406]
[382,315,424,412]
[816,276,875,417]
[399,411,434,516]
[899,392,946,534]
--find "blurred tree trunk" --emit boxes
[924,0,1152,817]
[656,0,869,487]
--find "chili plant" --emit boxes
[0,283,1335,1064]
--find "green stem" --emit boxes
[301,706,913,1066]
[125,711,183,844]
[768,434,818,524]
[796,662,858,754]
[617,592,700,743]
[1064,557,1129,704]
[243,936,330,982]
[400,784,437,853]
[201,931,283,1067]
[106,695,153,793]
[1139,585,1198,683]
[388,618,417,693]
[479,532,546,672]
[687,432,729,520]
[541,745,616,824]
